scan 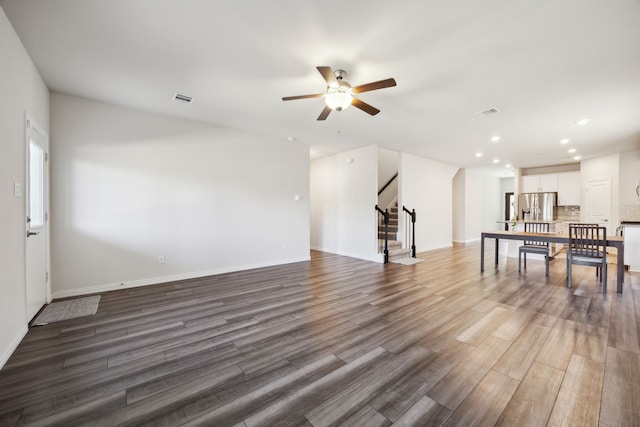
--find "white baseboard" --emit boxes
[310,246,384,264]
[452,238,480,244]
[52,256,311,299]
[0,324,28,370]
[416,243,453,252]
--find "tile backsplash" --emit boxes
[557,205,580,220]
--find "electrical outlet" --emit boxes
[158,255,166,264]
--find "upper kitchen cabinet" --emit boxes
[557,172,581,206]
[522,174,558,193]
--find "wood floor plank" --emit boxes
[0,247,636,425]
[547,354,605,426]
[535,318,579,370]
[600,346,640,426]
[493,322,551,381]
[242,347,389,427]
[496,361,565,426]
[443,369,519,427]
[456,306,514,345]
[608,293,640,354]
[370,340,472,422]
[574,322,607,363]
[324,404,390,427]
[304,346,430,427]
[390,395,452,427]
[426,335,511,410]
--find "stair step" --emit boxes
[379,226,398,233]
[379,239,402,249]
[378,233,398,240]
[388,248,413,261]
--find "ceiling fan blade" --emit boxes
[352,98,380,116]
[352,78,397,94]
[316,66,338,87]
[282,93,324,101]
[317,106,332,121]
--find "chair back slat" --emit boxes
[523,222,550,247]
[568,223,606,258]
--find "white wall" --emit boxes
[452,168,503,243]
[50,93,310,297]
[619,149,640,220]
[310,145,380,262]
[399,152,459,251]
[0,8,50,368]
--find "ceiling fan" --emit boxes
[282,66,397,121]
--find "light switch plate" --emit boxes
[14,182,21,197]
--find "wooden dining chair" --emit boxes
[566,223,607,292]
[518,222,551,276]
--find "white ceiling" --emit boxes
[3,0,640,171]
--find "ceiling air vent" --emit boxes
[476,107,500,116]
[173,93,194,104]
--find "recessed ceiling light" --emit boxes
[568,148,577,153]
[575,118,590,126]
[573,155,581,160]
[493,159,500,164]
[560,138,570,144]
[491,136,501,143]
[287,136,296,142]
[505,164,511,168]
[475,152,483,158]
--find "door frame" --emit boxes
[504,192,514,231]
[25,113,52,319]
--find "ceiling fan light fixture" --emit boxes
[324,86,354,111]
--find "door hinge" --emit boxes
[45,271,49,282]
[45,152,49,162]
[45,212,48,222]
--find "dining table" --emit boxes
[480,229,625,293]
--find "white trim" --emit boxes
[452,238,481,244]
[0,325,28,370]
[24,112,52,317]
[52,256,311,299]
[416,243,454,252]
[310,246,384,264]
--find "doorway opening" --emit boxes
[504,192,514,230]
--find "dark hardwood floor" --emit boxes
[1,243,639,426]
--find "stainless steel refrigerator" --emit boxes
[518,192,557,222]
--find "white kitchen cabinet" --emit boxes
[557,172,581,205]
[522,174,558,192]
[624,225,640,272]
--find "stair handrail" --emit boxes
[375,205,390,264]
[402,206,417,258]
[378,172,398,196]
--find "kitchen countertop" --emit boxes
[496,220,567,224]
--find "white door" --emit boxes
[585,178,612,233]
[25,116,49,321]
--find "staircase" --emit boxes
[378,205,412,262]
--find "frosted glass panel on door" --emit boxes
[29,140,45,228]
